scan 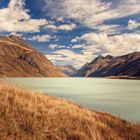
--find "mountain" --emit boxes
[0,35,65,77]
[57,65,77,76]
[76,52,140,79]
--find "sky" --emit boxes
[0,0,140,68]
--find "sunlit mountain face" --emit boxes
[0,0,140,68]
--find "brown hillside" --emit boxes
[76,52,140,79]
[0,85,140,140]
[0,35,65,77]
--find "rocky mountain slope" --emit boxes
[0,35,65,77]
[76,52,140,79]
[57,65,77,76]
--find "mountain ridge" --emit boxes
[75,52,140,79]
[0,35,65,77]
[57,65,77,76]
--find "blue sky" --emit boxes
[0,0,140,68]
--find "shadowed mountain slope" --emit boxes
[0,35,65,77]
[57,65,77,76]
[76,52,140,79]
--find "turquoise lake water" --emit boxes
[1,78,140,122]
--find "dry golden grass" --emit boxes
[0,85,140,140]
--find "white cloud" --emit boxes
[71,38,78,43]
[46,23,76,31]
[0,0,48,33]
[43,0,140,67]
[46,49,90,68]
[45,0,110,26]
[96,24,123,35]
[128,20,140,30]
[44,0,140,28]
[46,24,57,30]
[48,44,61,49]
[76,32,140,56]
[48,44,67,49]
[46,44,99,68]
[28,34,52,42]
[58,23,76,31]
[47,32,140,68]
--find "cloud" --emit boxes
[46,44,99,68]
[46,23,76,31]
[96,24,123,35]
[44,0,140,28]
[28,34,52,42]
[127,20,140,30]
[76,32,140,56]
[47,32,140,68]
[46,49,90,68]
[48,44,67,49]
[44,0,111,26]
[58,23,76,31]
[0,0,48,33]
[71,38,78,43]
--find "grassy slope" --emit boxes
[0,85,140,140]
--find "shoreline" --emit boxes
[0,84,140,140]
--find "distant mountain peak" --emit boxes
[57,65,77,76]
[9,34,19,38]
[94,55,113,61]
[9,34,33,49]
[9,34,23,42]
[91,55,113,64]
[96,55,104,59]
[104,55,114,59]
[75,52,140,79]
[92,55,104,63]
[63,65,76,70]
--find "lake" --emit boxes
[1,78,140,123]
